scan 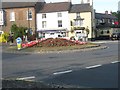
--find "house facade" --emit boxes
[37,2,71,39]
[1,1,45,35]
[69,3,93,40]
[95,11,118,39]
[36,1,95,40]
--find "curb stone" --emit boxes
[2,45,108,54]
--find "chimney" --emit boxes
[110,11,112,14]
[105,11,108,14]
[65,0,71,2]
[87,0,90,3]
[68,0,71,2]
[81,0,84,4]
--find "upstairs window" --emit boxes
[57,13,62,17]
[58,20,62,27]
[42,14,46,19]
[70,21,73,26]
[10,11,15,21]
[42,21,47,28]
[74,20,83,26]
[27,10,32,20]
[76,13,80,18]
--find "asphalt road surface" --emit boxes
[2,41,119,88]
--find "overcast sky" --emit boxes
[45,0,119,13]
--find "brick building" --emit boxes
[1,1,45,34]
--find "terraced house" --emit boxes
[37,2,71,39]
[1,0,45,34]
[36,0,95,41]
[1,0,95,41]
[95,11,118,39]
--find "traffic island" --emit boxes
[2,38,106,54]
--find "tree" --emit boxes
[11,23,28,39]
[111,11,120,26]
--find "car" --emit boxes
[111,33,120,40]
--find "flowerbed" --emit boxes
[21,38,87,48]
[22,40,39,48]
[37,38,87,47]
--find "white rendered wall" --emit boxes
[37,11,70,31]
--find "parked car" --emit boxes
[111,33,120,40]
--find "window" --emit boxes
[50,33,54,35]
[42,14,46,19]
[0,10,4,25]
[57,13,62,17]
[76,13,80,18]
[102,19,105,23]
[27,10,32,20]
[58,20,62,27]
[101,31,104,34]
[107,30,110,34]
[42,21,46,28]
[108,19,110,23]
[70,21,73,26]
[74,20,83,26]
[10,11,15,21]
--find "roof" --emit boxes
[70,3,92,13]
[38,2,71,13]
[2,0,45,9]
[2,2,37,9]
[95,13,117,19]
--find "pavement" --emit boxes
[91,40,119,44]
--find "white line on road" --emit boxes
[111,61,119,64]
[86,64,102,69]
[53,70,72,75]
[16,76,35,80]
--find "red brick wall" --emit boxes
[3,7,36,33]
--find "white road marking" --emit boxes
[111,61,119,64]
[53,70,72,75]
[16,76,35,80]
[86,64,102,69]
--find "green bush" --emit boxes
[11,23,27,39]
[0,33,9,43]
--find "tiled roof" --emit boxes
[2,0,45,9]
[70,3,92,13]
[2,2,37,9]
[95,13,117,19]
[38,2,71,13]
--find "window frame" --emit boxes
[42,21,47,28]
[42,14,46,19]
[76,13,80,18]
[74,20,83,26]
[10,11,15,21]
[27,10,32,20]
[57,12,62,18]
[58,20,62,27]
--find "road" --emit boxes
[2,41,119,88]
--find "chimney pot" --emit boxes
[105,11,108,14]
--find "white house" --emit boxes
[36,2,71,38]
[0,9,5,31]
[36,1,95,40]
